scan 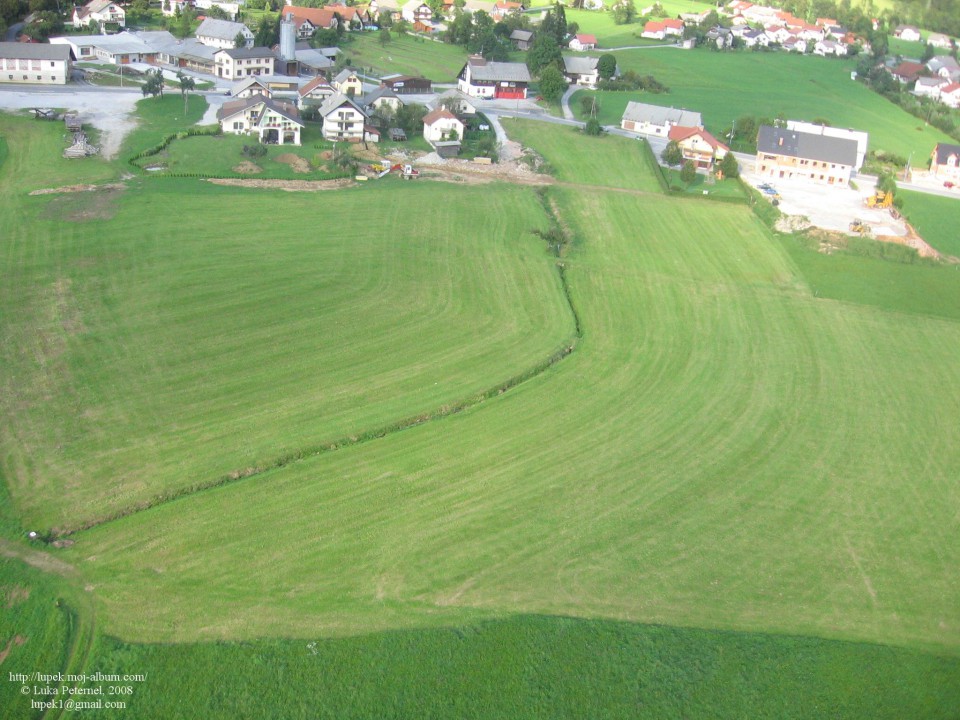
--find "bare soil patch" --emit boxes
[206,178,354,192]
[5,586,30,608]
[232,161,263,174]
[417,159,553,187]
[876,222,943,260]
[29,183,126,196]
[275,153,312,174]
[40,186,125,223]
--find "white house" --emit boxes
[297,75,334,106]
[217,96,303,144]
[332,68,363,96]
[161,0,190,17]
[562,55,600,87]
[213,47,275,80]
[620,102,702,136]
[941,83,960,109]
[568,33,597,51]
[927,32,953,49]
[231,76,272,98]
[72,0,125,31]
[196,18,254,49]
[194,0,243,20]
[931,142,960,183]
[914,76,947,99]
[0,42,72,85]
[422,107,465,144]
[457,55,530,98]
[401,0,432,24]
[894,25,921,42]
[318,92,368,141]
[814,39,847,56]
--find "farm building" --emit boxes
[50,32,157,65]
[930,142,960,184]
[620,102,702,137]
[457,55,530,99]
[217,96,304,144]
[380,74,432,94]
[0,42,72,85]
[755,124,858,186]
[510,29,533,50]
[196,18,254,49]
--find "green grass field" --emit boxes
[2,101,960,717]
[573,48,954,159]
[898,188,960,258]
[340,32,468,82]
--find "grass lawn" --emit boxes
[121,94,210,159]
[572,48,954,159]
[662,166,749,198]
[3,84,960,717]
[887,36,952,59]
[339,32,468,82]
[898,188,960,258]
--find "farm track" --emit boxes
[57,256,583,539]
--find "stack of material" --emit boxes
[64,112,81,132]
[63,132,99,158]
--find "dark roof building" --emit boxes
[756,124,859,185]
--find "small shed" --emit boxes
[388,127,407,141]
[434,140,461,158]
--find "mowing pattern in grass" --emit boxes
[65,172,960,653]
[70,617,960,719]
[898,188,960,259]
[572,49,953,159]
[1,171,573,531]
[340,33,468,82]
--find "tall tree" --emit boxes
[526,32,562,74]
[538,65,567,103]
[177,70,195,115]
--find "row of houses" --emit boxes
[619,100,869,186]
[904,55,960,109]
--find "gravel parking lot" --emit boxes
[741,168,908,238]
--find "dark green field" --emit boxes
[1,100,959,718]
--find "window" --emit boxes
[37,75,41,80]
[50,61,55,67]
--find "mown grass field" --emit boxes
[340,32,468,82]
[2,104,960,717]
[898,188,960,258]
[573,48,954,159]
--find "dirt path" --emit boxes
[0,538,77,577]
[206,178,355,191]
[876,221,945,260]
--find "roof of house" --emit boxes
[933,142,960,164]
[51,32,156,56]
[423,107,461,125]
[231,76,271,94]
[361,85,400,105]
[77,0,120,16]
[217,95,302,124]
[0,41,72,61]
[643,20,666,32]
[284,5,339,28]
[141,32,216,61]
[293,47,334,69]
[463,0,495,11]
[891,60,926,80]
[915,76,947,88]
[667,125,729,151]
[334,67,360,84]
[942,82,960,95]
[663,18,684,28]
[463,57,530,82]
[218,46,275,59]
[196,18,251,41]
[621,101,702,128]
[895,24,919,33]
[927,56,960,72]
[563,55,599,74]
[510,28,533,41]
[757,125,857,166]
[318,92,367,117]
[298,75,333,96]
[574,33,597,44]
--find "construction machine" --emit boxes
[865,190,893,209]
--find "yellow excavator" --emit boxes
[865,190,893,209]
[849,219,870,235]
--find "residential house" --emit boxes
[0,42,72,84]
[196,18,254,49]
[568,34,597,51]
[930,142,960,183]
[894,25,921,42]
[562,55,600,87]
[332,68,364,96]
[667,125,729,169]
[361,85,403,113]
[318,93,368,141]
[786,120,868,169]
[422,107,465,144]
[926,55,960,80]
[297,74,334,106]
[941,83,960,108]
[510,28,533,50]
[462,0,496,14]
[434,88,477,115]
[491,1,523,22]
[914,76,947,98]
[927,32,953,49]
[620,102,703,136]
[327,4,365,28]
[380,74,432,93]
[641,19,683,40]
[781,36,806,52]
[195,0,243,20]
[368,0,402,23]
[217,96,304,144]
[283,6,340,40]
[161,0,190,17]
[457,55,530,98]
[890,60,926,84]
[755,124,859,185]
[814,39,847,56]
[72,0,125,32]
[680,8,712,23]
[401,0,432,25]
[741,28,769,48]
[705,26,734,49]
[214,47,275,79]
[231,76,272,98]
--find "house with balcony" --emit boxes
[72,0,125,32]
[318,93,368,141]
[214,47,276,80]
[217,96,304,144]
